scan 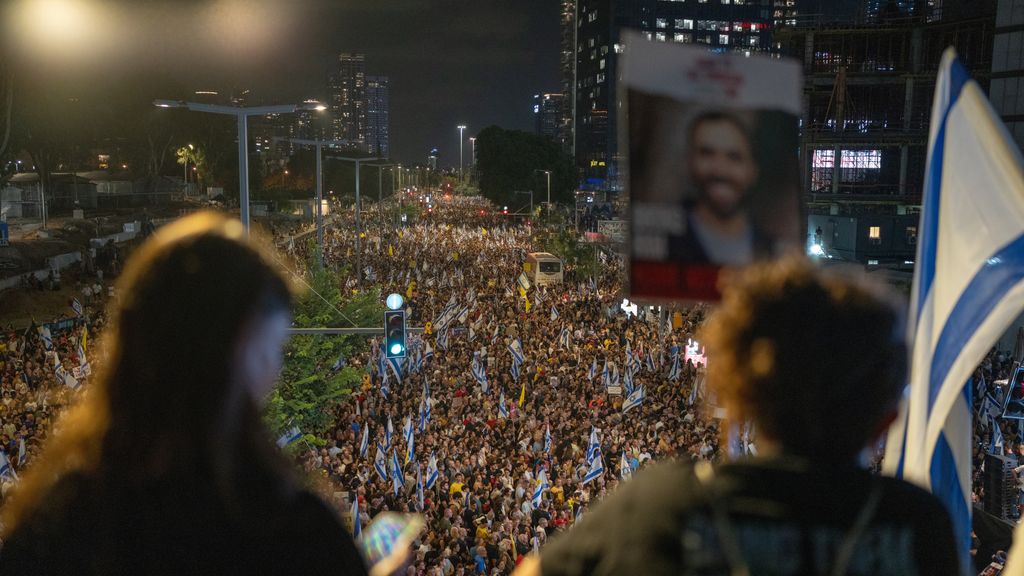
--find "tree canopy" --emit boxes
[475,126,574,209]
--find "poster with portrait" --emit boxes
[623,32,803,302]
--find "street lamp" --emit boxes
[154,99,325,236]
[327,155,381,286]
[469,137,476,166]
[273,136,350,265]
[534,169,551,216]
[457,124,467,181]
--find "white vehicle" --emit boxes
[524,252,563,286]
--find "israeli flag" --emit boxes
[610,363,620,389]
[0,451,17,479]
[71,298,84,317]
[426,452,439,489]
[437,328,449,351]
[351,498,361,538]
[532,470,549,508]
[359,426,369,459]
[385,416,394,450]
[588,358,598,380]
[508,338,525,365]
[586,427,600,465]
[18,438,27,467]
[374,444,388,481]
[601,360,609,388]
[472,354,488,388]
[39,326,53,350]
[622,367,634,396]
[884,49,1024,569]
[990,415,1005,454]
[582,452,604,485]
[391,450,405,496]
[276,426,303,448]
[550,306,559,321]
[424,340,434,360]
[620,452,632,480]
[404,416,415,464]
[544,424,552,455]
[498,390,509,419]
[416,464,425,512]
[510,361,520,382]
[667,353,681,382]
[388,357,404,383]
[419,397,431,433]
[622,385,646,413]
[77,341,87,367]
[646,351,656,372]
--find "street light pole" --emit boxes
[469,137,476,166]
[457,124,467,181]
[154,99,325,237]
[329,156,381,286]
[273,136,350,266]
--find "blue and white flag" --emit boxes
[404,416,415,464]
[588,358,598,380]
[39,326,53,350]
[646,351,656,372]
[498,390,509,419]
[600,359,609,388]
[18,438,27,467]
[387,357,403,383]
[424,340,434,361]
[510,361,520,382]
[544,424,552,455]
[990,415,1005,454]
[426,452,439,490]
[331,351,347,372]
[688,375,703,407]
[385,416,394,450]
[419,397,431,434]
[609,363,620,390]
[71,298,83,317]
[883,49,1024,569]
[351,498,361,539]
[359,425,369,459]
[391,450,405,496]
[622,367,634,396]
[0,451,16,480]
[472,354,488,389]
[667,353,681,381]
[622,385,646,413]
[550,306,559,321]
[276,426,302,448]
[532,470,549,508]
[374,444,388,481]
[620,452,632,480]
[582,452,604,485]
[508,338,525,365]
[416,464,425,511]
[586,427,600,465]
[436,327,450,351]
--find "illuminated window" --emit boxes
[600,58,606,69]
[678,18,694,29]
[869,226,881,241]
[719,34,729,45]
[674,32,692,43]
[750,36,759,46]
[840,149,881,169]
[614,43,624,53]
[656,32,667,42]
[906,226,917,245]
[656,18,668,28]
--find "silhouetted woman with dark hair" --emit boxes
[0,213,369,575]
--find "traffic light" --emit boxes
[384,310,407,358]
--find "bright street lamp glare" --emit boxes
[153,99,184,109]
[390,343,403,355]
[314,105,327,111]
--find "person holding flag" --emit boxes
[522,258,958,576]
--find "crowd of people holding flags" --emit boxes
[282,197,724,573]
[0,298,102,506]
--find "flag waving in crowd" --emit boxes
[885,49,1024,569]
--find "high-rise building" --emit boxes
[572,0,781,191]
[366,76,390,158]
[560,0,577,151]
[329,52,367,147]
[990,1,1024,152]
[534,93,565,141]
[775,0,995,265]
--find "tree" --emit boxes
[475,126,575,208]
[264,243,384,442]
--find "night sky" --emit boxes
[4,0,860,167]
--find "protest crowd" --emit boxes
[5,194,1016,574]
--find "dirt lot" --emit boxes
[0,282,101,329]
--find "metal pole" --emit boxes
[355,160,362,286]
[315,142,324,266]
[546,171,551,216]
[238,113,250,236]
